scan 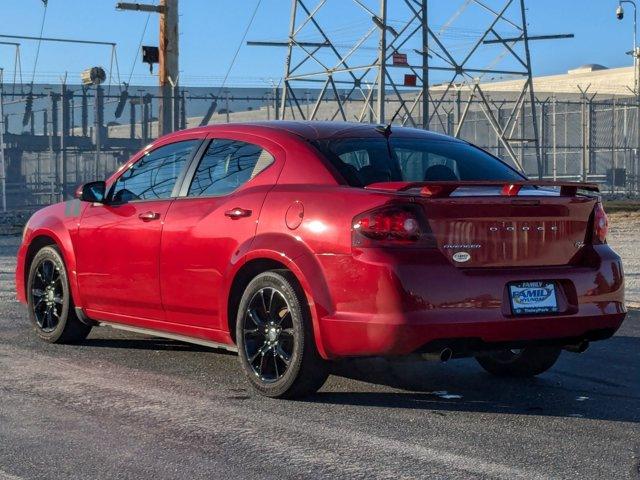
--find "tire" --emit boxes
[236,270,329,398]
[26,245,92,344]
[475,346,561,377]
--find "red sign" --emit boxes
[404,74,417,87]
[392,52,408,66]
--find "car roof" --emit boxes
[170,121,460,143]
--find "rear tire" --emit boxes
[27,246,91,344]
[236,271,329,398]
[475,346,561,377]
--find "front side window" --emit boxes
[111,140,198,203]
[188,139,274,197]
[316,137,524,187]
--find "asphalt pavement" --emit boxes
[0,237,638,479]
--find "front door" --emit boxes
[76,138,201,321]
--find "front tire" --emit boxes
[27,246,91,344]
[475,346,561,377]
[236,271,328,398]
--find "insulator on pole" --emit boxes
[114,90,129,118]
[22,92,33,127]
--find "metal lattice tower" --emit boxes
[274,0,543,176]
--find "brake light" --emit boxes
[593,202,609,244]
[501,184,522,196]
[352,206,422,246]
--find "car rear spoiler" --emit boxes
[364,180,600,198]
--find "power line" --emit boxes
[29,1,49,88]
[127,11,153,85]
[217,0,263,95]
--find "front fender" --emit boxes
[18,200,86,308]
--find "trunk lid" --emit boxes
[366,180,598,268]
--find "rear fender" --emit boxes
[225,233,334,359]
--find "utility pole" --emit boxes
[61,81,70,199]
[116,1,178,136]
[95,85,103,174]
[0,69,6,211]
[159,0,178,135]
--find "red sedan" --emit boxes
[15,122,626,397]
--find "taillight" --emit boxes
[352,205,422,246]
[593,202,609,244]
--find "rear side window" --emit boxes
[111,140,198,202]
[338,149,371,170]
[316,137,523,187]
[188,139,274,197]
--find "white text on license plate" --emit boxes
[509,281,559,315]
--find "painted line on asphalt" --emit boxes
[0,469,23,480]
[0,343,544,480]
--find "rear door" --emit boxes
[76,138,201,321]
[160,133,284,329]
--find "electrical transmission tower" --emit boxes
[270,0,551,176]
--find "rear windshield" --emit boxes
[315,137,524,187]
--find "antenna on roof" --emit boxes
[375,124,392,138]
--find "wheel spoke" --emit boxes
[258,348,270,377]
[43,261,54,283]
[260,289,269,315]
[272,349,279,378]
[267,288,276,314]
[281,328,294,337]
[247,309,264,327]
[53,295,63,305]
[45,308,53,329]
[248,343,268,363]
[276,345,291,366]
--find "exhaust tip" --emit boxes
[440,347,453,362]
[564,341,589,353]
[421,347,454,363]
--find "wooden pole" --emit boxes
[159,0,178,136]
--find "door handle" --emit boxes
[224,207,252,219]
[138,211,160,222]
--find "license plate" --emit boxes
[509,281,559,315]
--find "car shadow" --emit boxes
[81,329,640,423]
[312,334,640,423]
[83,337,235,355]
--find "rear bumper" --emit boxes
[316,245,626,358]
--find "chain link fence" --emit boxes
[2,84,639,213]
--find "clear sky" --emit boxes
[0,0,636,87]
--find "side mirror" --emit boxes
[75,181,106,203]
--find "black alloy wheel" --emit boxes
[31,258,64,332]
[236,271,328,398]
[242,287,295,382]
[27,246,92,344]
